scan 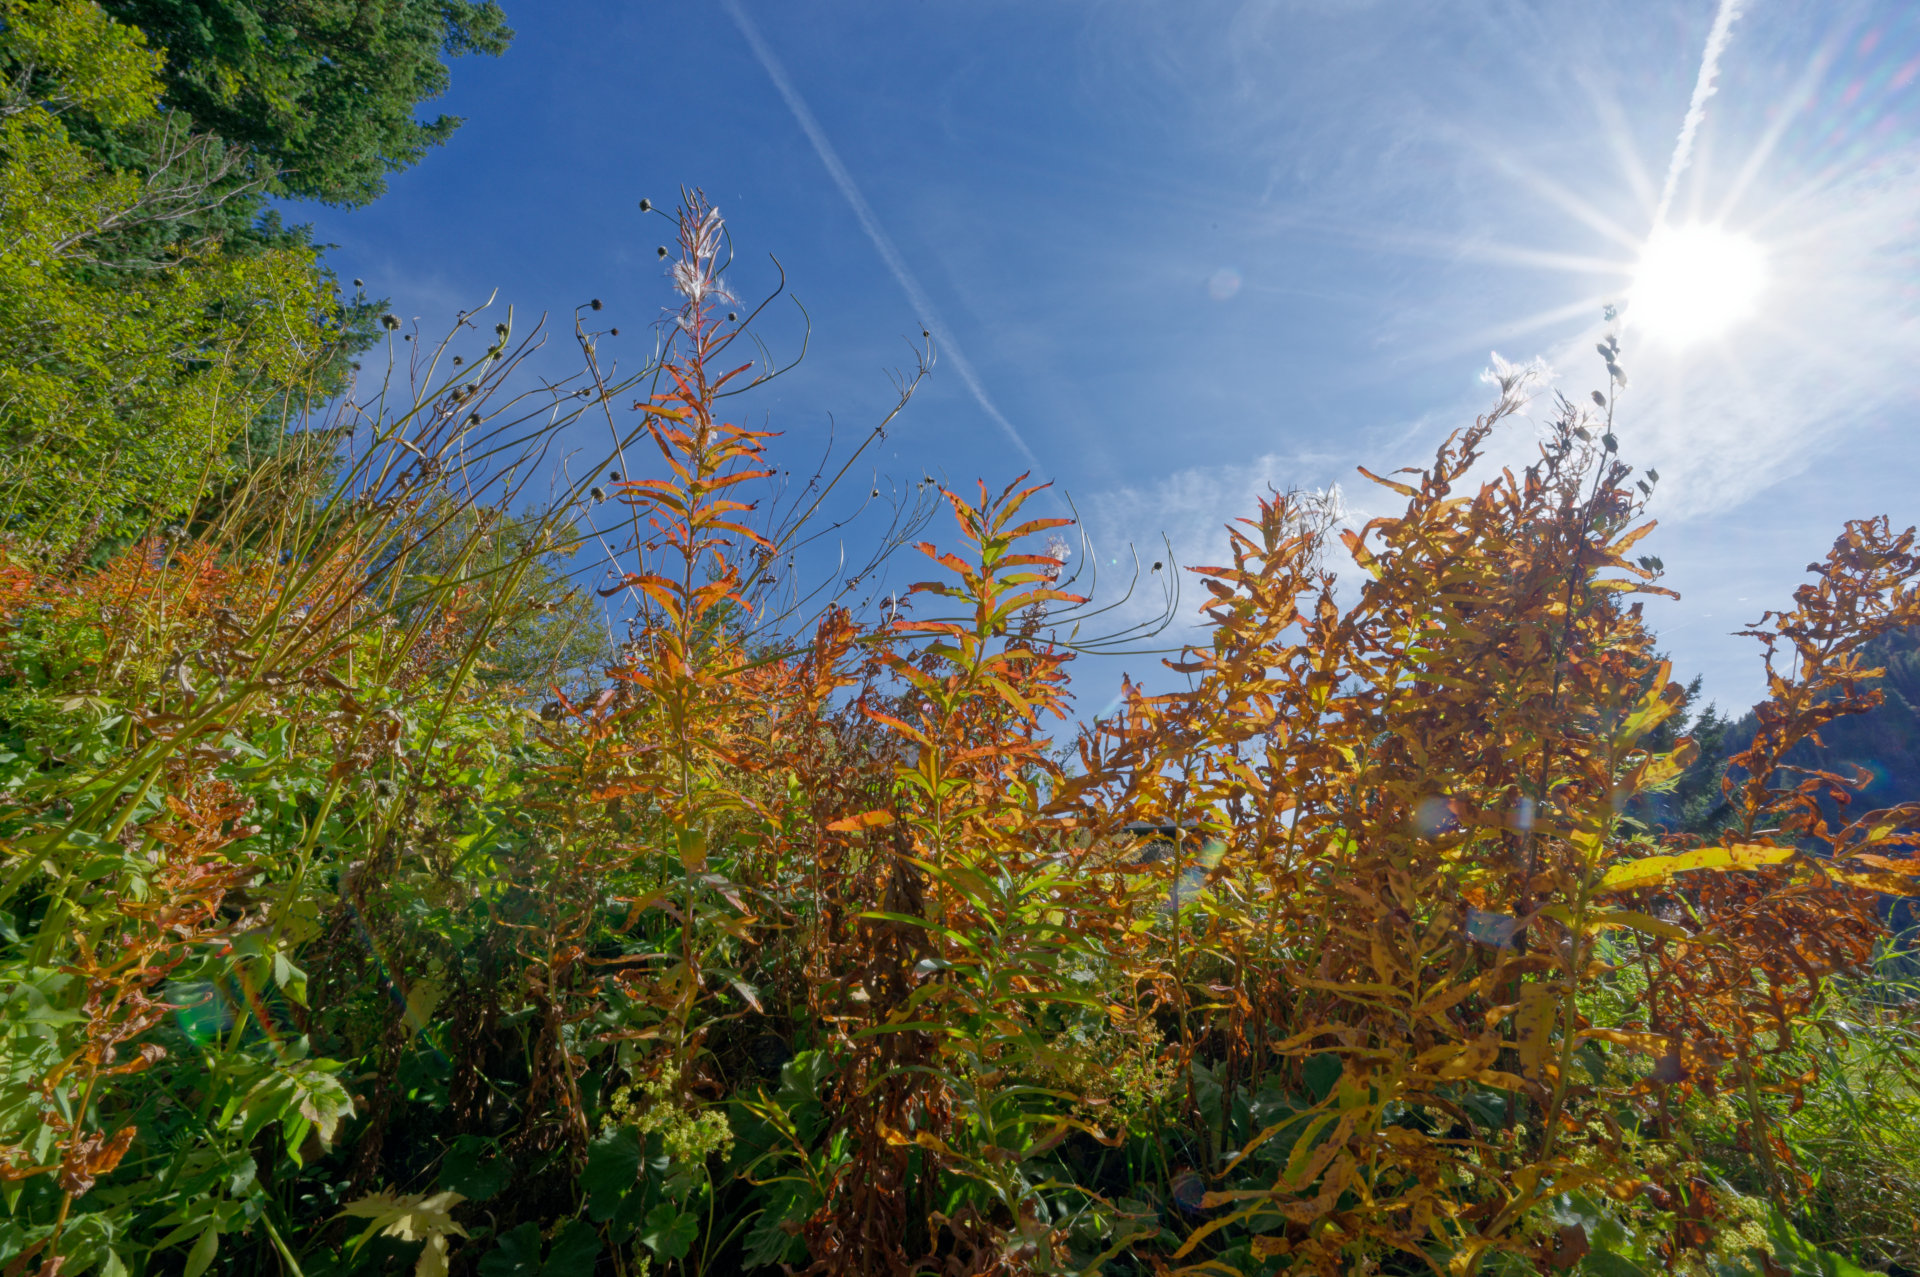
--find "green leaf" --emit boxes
[582,1126,642,1222]
[271,951,308,1007]
[640,1204,699,1262]
[440,1134,511,1203]
[1303,1054,1341,1103]
[542,1220,602,1276]
[477,1221,542,1277]
[182,1227,219,1277]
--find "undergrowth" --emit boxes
[0,196,1917,1277]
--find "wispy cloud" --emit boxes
[721,0,1040,470]
[1653,0,1747,230]
[1081,450,1370,635]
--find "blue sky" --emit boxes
[303,0,1920,716]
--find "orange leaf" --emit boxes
[827,810,896,832]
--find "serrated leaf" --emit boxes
[542,1220,602,1276]
[582,1126,642,1221]
[640,1203,699,1261]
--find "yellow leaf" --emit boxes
[1634,738,1699,791]
[402,977,444,1036]
[1589,909,1696,944]
[339,1191,468,1261]
[1597,844,1795,893]
[417,1233,452,1277]
[1575,1028,1667,1055]
[1513,983,1558,1081]
[678,826,708,872]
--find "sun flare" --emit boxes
[1629,222,1768,345]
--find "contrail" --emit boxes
[721,0,1041,469]
[1652,0,1747,231]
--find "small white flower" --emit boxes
[1481,351,1553,410]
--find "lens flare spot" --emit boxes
[1630,223,1768,345]
[1207,267,1242,301]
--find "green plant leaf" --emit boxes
[582,1126,642,1222]
[182,1227,219,1277]
[640,1204,698,1262]
[542,1220,602,1276]
[440,1134,511,1202]
[477,1221,542,1277]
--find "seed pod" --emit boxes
[639,198,652,211]
[1590,390,1606,408]
[591,299,603,310]
[381,314,401,330]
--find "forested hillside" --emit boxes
[2,6,1919,1277]
[1664,626,1920,842]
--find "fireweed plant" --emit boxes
[0,199,1916,1277]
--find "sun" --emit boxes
[1629,222,1768,346]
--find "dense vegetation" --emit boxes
[3,6,1918,1276]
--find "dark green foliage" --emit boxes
[1781,622,1920,813]
[438,1134,511,1201]
[1631,674,1744,835]
[0,0,513,539]
[94,0,512,206]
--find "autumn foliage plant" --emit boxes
[1,193,1917,1277]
